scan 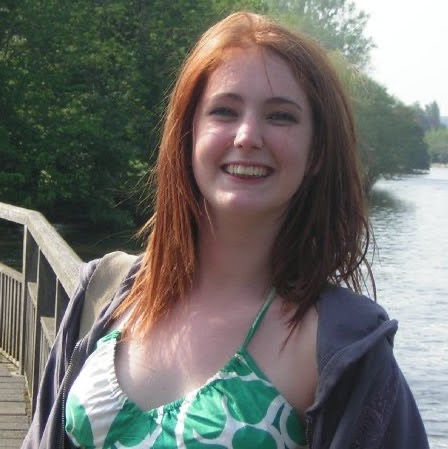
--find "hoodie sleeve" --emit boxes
[380,365,429,449]
[21,258,100,449]
[349,341,430,449]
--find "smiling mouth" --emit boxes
[223,164,270,178]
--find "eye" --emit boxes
[209,106,238,118]
[268,111,298,124]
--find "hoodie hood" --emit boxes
[308,284,398,414]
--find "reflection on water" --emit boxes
[369,167,448,448]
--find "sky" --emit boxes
[353,0,448,116]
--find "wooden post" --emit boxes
[31,252,56,414]
[0,271,4,350]
[55,279,69,331]
[20,227,32,374]
[22,229,39,390]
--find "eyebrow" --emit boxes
[266,96,303,112]
[208,93,303,112]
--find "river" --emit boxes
[369,166,448,448]
[1,167,447,447]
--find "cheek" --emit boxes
[274,131,311,165]
[193,124,234,162]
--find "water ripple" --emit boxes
[369,167,448,448]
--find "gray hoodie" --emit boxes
[21,254,429,449]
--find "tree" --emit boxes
[411,101,442,132]
[332,53,429,188]
[265,0,374,68]
[425,128,448,164]
[0,0,264,227]
[425,101,441,130]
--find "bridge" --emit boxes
[0,202,82,448]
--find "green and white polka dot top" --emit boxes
[65,288,307,448]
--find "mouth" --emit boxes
[222,164,271,178]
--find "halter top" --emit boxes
[65,289,307,448]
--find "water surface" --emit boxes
[369,166,448,448]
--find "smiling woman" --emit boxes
[23,11,429,449]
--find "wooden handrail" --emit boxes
[0,202,82,298]
[0,201,83,415]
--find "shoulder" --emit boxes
[318,283,390,327]
[316,284,398,373]
[80,251,140,293]
[78,251,142,337]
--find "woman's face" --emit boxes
[192,47,313,223]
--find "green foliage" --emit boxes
[411,101,442,132]
[425,128,448,164]
[0,0,431,226]
[331,53,429,188]
[265,0,373,68]
[0,0,264,227]
[265,1,429,188]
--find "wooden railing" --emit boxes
[0,202,82,415]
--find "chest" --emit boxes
[66,323,310,449]
[113,301,316,417]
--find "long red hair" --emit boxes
[116,12,373,335]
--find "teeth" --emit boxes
[225,164,269,177]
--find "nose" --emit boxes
[234,117,263,150]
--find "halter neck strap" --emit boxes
[240,287,276,352]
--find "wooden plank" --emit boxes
[0,380,24,386]
[0,393,24,400]
[0,366,10,376]
[0,392,25,402]
[0,429,28,439]
[0,422,28,431]
[0,424,28,432]
[0,380,24,387]
[0,202,82,298]
[0,356,20,372]
[0,387,23,393]
[0,414,29,426]
[0,361,18,370]
[27,282,37,308]
[0,263,22,282]
[0,402,25,415]
[0,384,24,391]
[1,439,25,448]
[0,377,23,383]
[41,316,55,345]
[0,370,20,378]
[0,392,25,400]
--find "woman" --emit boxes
[23,12,428,449]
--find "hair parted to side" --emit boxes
[115,11,374,336]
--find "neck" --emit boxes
[192,212,283,304]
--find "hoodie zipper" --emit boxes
[59,340,82,449]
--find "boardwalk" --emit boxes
[0,355,29,448]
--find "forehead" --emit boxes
[202,47,307,101]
